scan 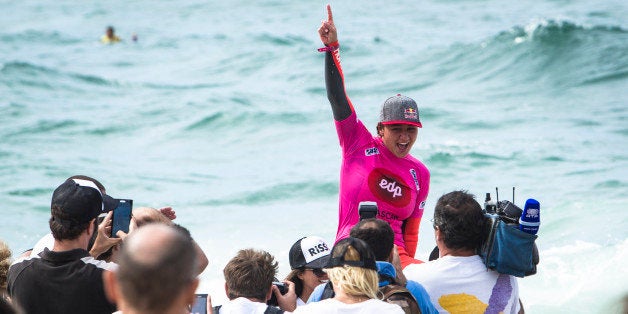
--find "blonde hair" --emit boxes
[325,245,379,299]
[0,240,11,292]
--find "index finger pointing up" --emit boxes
[326,4,333,23]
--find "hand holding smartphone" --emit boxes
[111,199,133,238]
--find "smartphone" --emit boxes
[358,201,378,220]
[111,199,133,238]
[190,294,208,314]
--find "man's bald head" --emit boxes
[123,224,178,262]
[116,224,198,312]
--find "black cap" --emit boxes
[51,179,118,227]
[325,237,377,271]
[70,178,119,213]
[289,236,332,269]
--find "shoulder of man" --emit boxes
[80,255,118,272]
[402,259,435,278]
[6,255,39,292]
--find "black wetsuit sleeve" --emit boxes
[325,47,354,121]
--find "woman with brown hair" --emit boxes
[284,236,331,306]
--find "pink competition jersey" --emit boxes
[334,112,430,249]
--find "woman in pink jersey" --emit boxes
[318,5,430,268]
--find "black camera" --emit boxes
[267,281,287,306]
[484,192,522,225]
[358,201,378,220]
[497,200,523,224]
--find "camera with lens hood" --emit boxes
[480,188,539,277]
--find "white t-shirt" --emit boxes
[403,255,520,314]
[294,298,404,314]
[31,233,54,256]
[296,297,306,306]
[217,297,275,314]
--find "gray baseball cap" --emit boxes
[379,94,422,127]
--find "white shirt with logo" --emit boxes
[403,255,520,314]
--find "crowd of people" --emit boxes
[0,4,526,314]
[0,175,522,313]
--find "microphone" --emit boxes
[519,198,540,234]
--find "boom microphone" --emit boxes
[519,198,540,234]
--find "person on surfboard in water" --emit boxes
[317,4,430,268]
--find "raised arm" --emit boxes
[318,4,337,46]
[318,4,353,121]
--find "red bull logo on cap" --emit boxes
[404,108,418,120]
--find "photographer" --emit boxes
[403,190,523,313]
[216,249,296,313]
[7,178,119,314]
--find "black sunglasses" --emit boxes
[305,268,326,277]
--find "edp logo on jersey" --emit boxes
[368,168,411,207]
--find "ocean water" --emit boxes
[1,0,626,312]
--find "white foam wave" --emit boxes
[520,239,628,312]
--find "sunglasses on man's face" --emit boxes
[305,268,326,277]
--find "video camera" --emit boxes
[480,188,540,277]
[484,194,523,224]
